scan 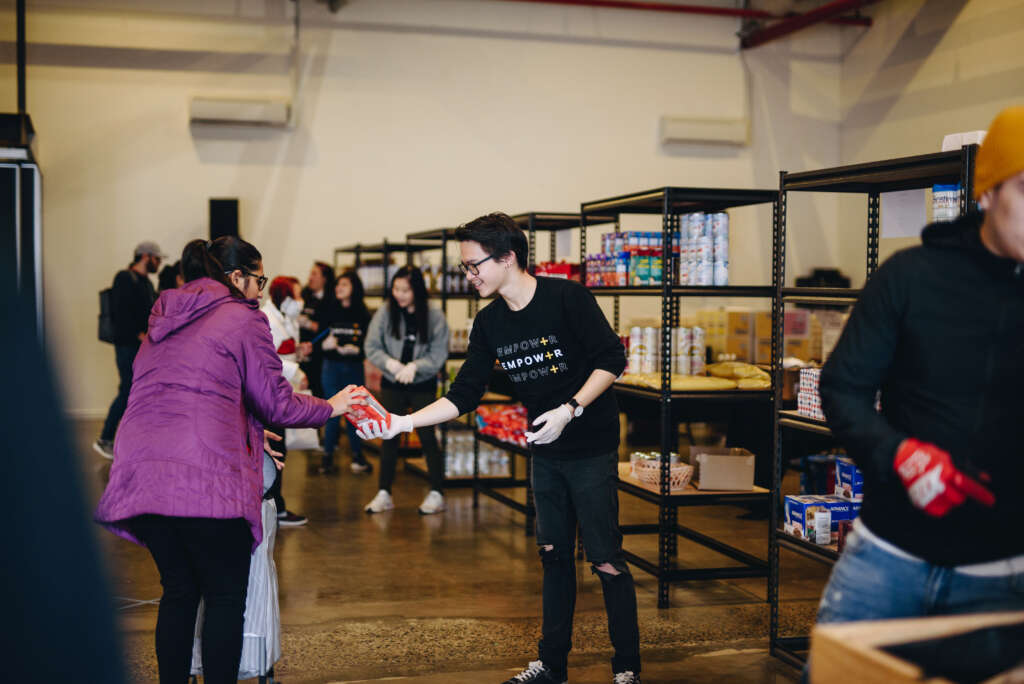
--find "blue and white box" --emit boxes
[834,458,864,501]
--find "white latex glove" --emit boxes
[340,343,360,356]
[385,358,405,375]
[297,313,314,330]
[321,334,338,351]
[356,413,414,441]
[525,405,573,445]
[395,362,418,384]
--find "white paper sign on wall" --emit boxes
[881,189,927,239]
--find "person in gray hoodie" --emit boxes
[364,265,450,515]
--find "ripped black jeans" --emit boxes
[532,451,641,679]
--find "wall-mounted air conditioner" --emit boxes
[189,97,291,127]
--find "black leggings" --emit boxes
[377,385,444,494]
[133,515,253,684]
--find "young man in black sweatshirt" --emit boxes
[813,107,1024,658]
[357,213,641,684]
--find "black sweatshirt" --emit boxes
[445,276,626,458]
[110,268,156,345]
[820,212,1024,566]
[316,300,371,363]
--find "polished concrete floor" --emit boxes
[77,419,827,683]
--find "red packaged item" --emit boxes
[344,386,391,431]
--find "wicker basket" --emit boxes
[632,459,694,492]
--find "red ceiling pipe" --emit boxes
[498,0,872,26]
[741,0,879,48]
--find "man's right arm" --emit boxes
[819,253,910,485]
[441,313,495,417]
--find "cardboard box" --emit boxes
[725,335,754,362]
[811,611,1024,684]
[754,311,773,364]
[835,458,864,501]
[784,495,852,542]
[684,446,755,490]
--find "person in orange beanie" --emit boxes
[808,106,1024,680]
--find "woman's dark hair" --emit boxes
[335,269,369,320]
[313,261,335,292]
[157,261,181,293]
[387,265,430,343]
[454,212,528,270]
[181,236,262,299]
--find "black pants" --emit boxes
[100,343,139,441]
[532,452,641,678]
[265,425,287,512]
[377,385,444,494]
[133,515,253,684]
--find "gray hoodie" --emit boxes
[365,302,449,385]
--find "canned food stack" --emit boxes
[679,212,729,287]
[690,325,707,376]
[797,367,825,421]
[626,325,707,376]
[585,230,682,287]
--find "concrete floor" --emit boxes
[77,419,827,683]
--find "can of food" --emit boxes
[713,260,729,286]
[686,212,707,239]
[650,253,663,285]
[640,353,656,374]
[694,260,713,286]
[713,235,729,262]
[642,326,658,358]
[689,350,706,376]
[673,354,690,376]
[711,212,729,239]
[694,236,713,263]
[691,325,706,353]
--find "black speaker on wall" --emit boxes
[209,198,239,240]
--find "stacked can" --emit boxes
[672,326,692,375]
[628,326,643,374]
[641,326,659,373]
[690,325,707,375]
[711,212,729,286]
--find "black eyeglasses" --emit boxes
[226,269,267,292]
[458,255,495,276]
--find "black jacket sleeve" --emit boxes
[443,311,495,416]
[819,252,911,486]
[565,282,626,377]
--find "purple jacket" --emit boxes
[95,278,333,550]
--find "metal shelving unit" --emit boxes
[581,186,780,609]
[768,146,978,669]
[333,240,437,298]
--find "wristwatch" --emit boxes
[566,398,584,419]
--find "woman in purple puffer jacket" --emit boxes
[95,236,363,684]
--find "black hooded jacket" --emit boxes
[820,212,1024,566]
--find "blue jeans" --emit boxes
[806,523,1024,681]
[321,359,365,466]
[532,452,641,678]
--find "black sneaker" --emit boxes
[502,660,566,684]
[613,672,641,684]
[318,463,340,475]
[93,439,114,460]
[277,510,308,527]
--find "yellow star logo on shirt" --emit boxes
[545,351,553,360]
[550,365,558,373]
[540,337,548,346]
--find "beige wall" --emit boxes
[4,0,846,415]
[838,0,1024,277]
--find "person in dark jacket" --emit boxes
[298,261,334,399]
[94,236,365,684]
[94,241,163,459]
[357,214,641,684]
[317,269,373,474]
[813,107,1024,657]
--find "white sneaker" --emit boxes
[365,489,394,514]
[418,490,446,515]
